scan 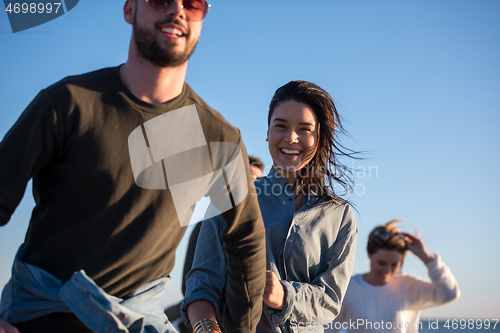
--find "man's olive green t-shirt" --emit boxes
[0,66,265,332]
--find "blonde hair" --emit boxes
[367,219,408,260]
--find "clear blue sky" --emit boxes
[1,0,499,319]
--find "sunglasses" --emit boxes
[145,0,210,21]
[372,228,403,241]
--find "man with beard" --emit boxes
[0,1,266,333]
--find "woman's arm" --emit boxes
[404,233,433,264]
[403,233,460,308]
[181,215,227,329]
[324,301,347,333]
[186,300,218,326]
[268,205,358,328]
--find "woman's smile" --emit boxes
[267,100,318,183]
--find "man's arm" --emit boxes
[0,90,59,225]
[213,138,266,333]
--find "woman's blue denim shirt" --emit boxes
[182,168,357,333]
[0,245,176,333]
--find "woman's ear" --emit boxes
[266,131,269,142]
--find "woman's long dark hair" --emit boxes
[268,80,358,204]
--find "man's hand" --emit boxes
[263,270,285,310]
[0,319,19,333]
[403,232,433,264]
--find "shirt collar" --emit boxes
[262,167,322,207]
[264,167,289,188]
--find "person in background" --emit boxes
[182,80,358,332]
[326,220,460,333]
[0,1,266,332]
[249,155,265,179]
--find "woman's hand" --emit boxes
[0,319,19,333]
[263,270,285,310]
[403,232,433,264]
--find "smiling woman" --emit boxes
[364,220,408,286]
[266,80,357,205]
[327,220,461,333]
[182,80,359,333]
[267,100,319,184]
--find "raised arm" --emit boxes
[403,233,460,308]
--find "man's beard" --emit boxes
[133,19,198,68]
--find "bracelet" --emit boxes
[193,318,222,333]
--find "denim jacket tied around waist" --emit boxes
[0,245,176,333]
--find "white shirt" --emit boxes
[325,253,460,333]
